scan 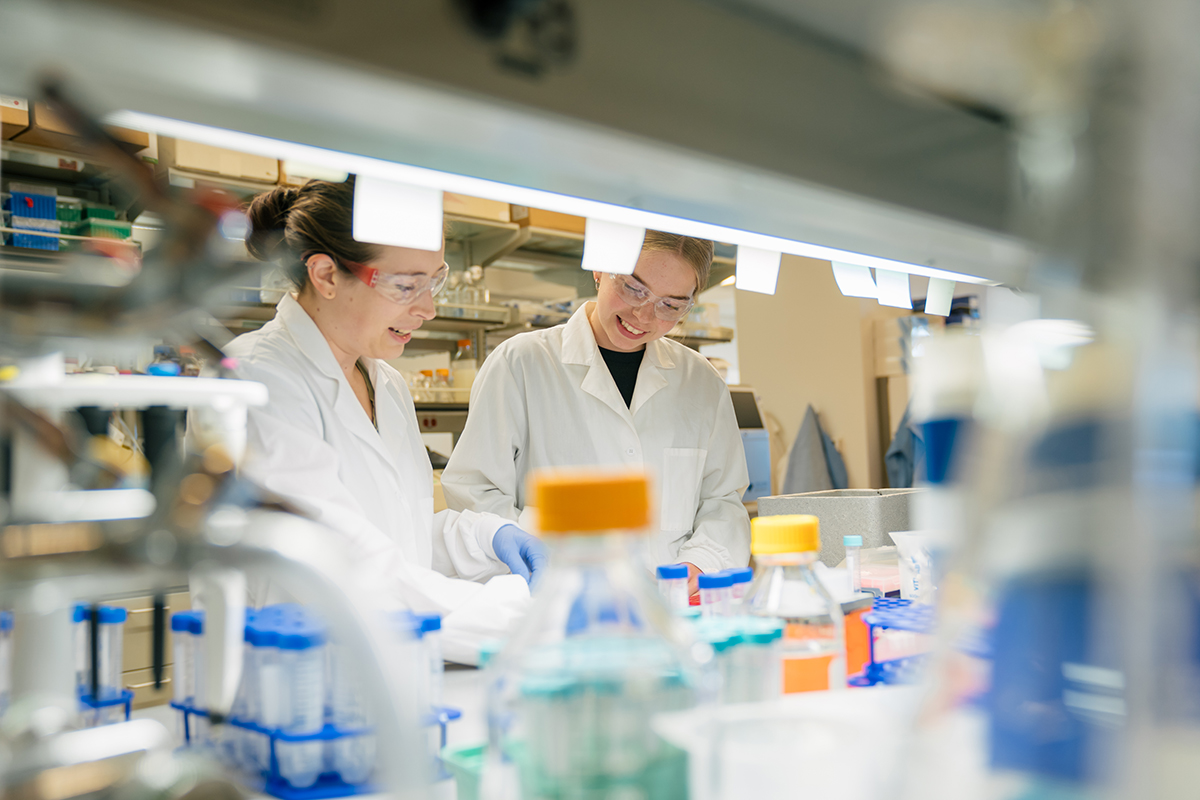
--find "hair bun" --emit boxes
[245,185,300,263]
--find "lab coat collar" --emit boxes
[564,303,674,418]
[562,303,678,371]
[276,293,347,383]
[276,293,401,472]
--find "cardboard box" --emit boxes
[11,102,149,152]
[510,206,586,234]
[443,192,512,223]
[123,665,175,710]
[110,591,190,674]
[1,96,29,140]
[159,136,279,183]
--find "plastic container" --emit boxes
[744,514,846,693]
[486,470,706,799]
[275,611,328,789]
[250,612,282,771]
[0,610,13,716]
[656,563,690,611]
[417,370,434,403]
[330,641,376,785]
[433,369,452,403]
[189,611,209,744]
[414,613,444,709]
[171,611,194,741]
[73,603,88,693]
[725,567,753,602]
[844,535,863,594]
[452,339,477,390]
[83,606,128,725]
[10,216,62,250]
[698,572,732,617]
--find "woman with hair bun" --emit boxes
[228,178,543,662]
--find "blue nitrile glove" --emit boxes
[492,525,549,588]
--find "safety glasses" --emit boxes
[607,272,695,322]
[307,252,449,305]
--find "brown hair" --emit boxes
[245,178,380,291]
[641,231,713,294]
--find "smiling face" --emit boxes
[301,243,444,367]
[589,250,698,352]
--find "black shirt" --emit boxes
[599,347,645,408]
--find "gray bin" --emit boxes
[757,488,923,567]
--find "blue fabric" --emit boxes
[885,403,924,488]
[783,405,849,494]
[492,525,549,587]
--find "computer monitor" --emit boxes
[729,387,771,503]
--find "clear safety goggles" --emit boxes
[308,252,449,305]
[607,272,695,322]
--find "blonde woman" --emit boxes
[442,232,750,593]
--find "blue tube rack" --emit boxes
[79,687,135,721]
[849,597,992,687]
[171,701,461,797]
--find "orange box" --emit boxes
[510,206,586,234]
[781,597,874,693]
[11,103,149,152]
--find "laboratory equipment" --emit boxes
[744,514,846,693]
[433,369,452,403]
[189,610,209,745]
[0,610,12,716]
[486,469,708,799]
[452,339,477,391]
[656,563,690,611]
[844,535,863,594]
[414,613,444,709]
[692,616,784,705]
[725,567,753,602]
[698,572,733,617]
[729,387,772,503]
[276,610,328,789]
[758,488,921,567]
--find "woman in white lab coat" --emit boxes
[442,232,750,591]
[230,179,544,662]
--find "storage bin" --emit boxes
[757,488,922,567]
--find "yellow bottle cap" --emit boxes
[530,469,650,535]
[751,514,820,555]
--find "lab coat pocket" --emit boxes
[660,448,706,532]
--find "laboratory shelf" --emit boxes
[2,373,269,409]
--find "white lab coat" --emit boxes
[225,293,529,663]
[442,303,751,573]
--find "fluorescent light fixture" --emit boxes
[831,262,877,298]
[736,246,781,294]
[924,278,955,316]
[719,275,736,287]
[581,219,645,275]
[107,111,1001,286]
[876,269,912,309]
[353,175,443,251]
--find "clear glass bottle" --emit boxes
[434,369,452,403]
[452,339,477,393]
[417,370,434,404]
[744,514,846,694]
[485,470,709,800]
[468,265,489,305]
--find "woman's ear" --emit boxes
[307,254,339,300]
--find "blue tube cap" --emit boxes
[844,535,863,547]
[698,572,733,590]
[415,612,442,634]
[656,563,688,580]
[97,606,127,624]
[187,610,205,635]
[276,616,328,650]
[0,610,12,632]
[724,567,753,585]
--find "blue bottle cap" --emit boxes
[0,610,12,632]
[276,616,327,650]
[415,612,442,634]
[146,361,181,377]
[97,606,127,624]
[698,572,733,590]
[170,611,191,632]
[844,535,863,547]
[725,567,753,585]
[246,618,280,647]
[187,610,205,635]
[656,563,688,580]
[73,603,87,623]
